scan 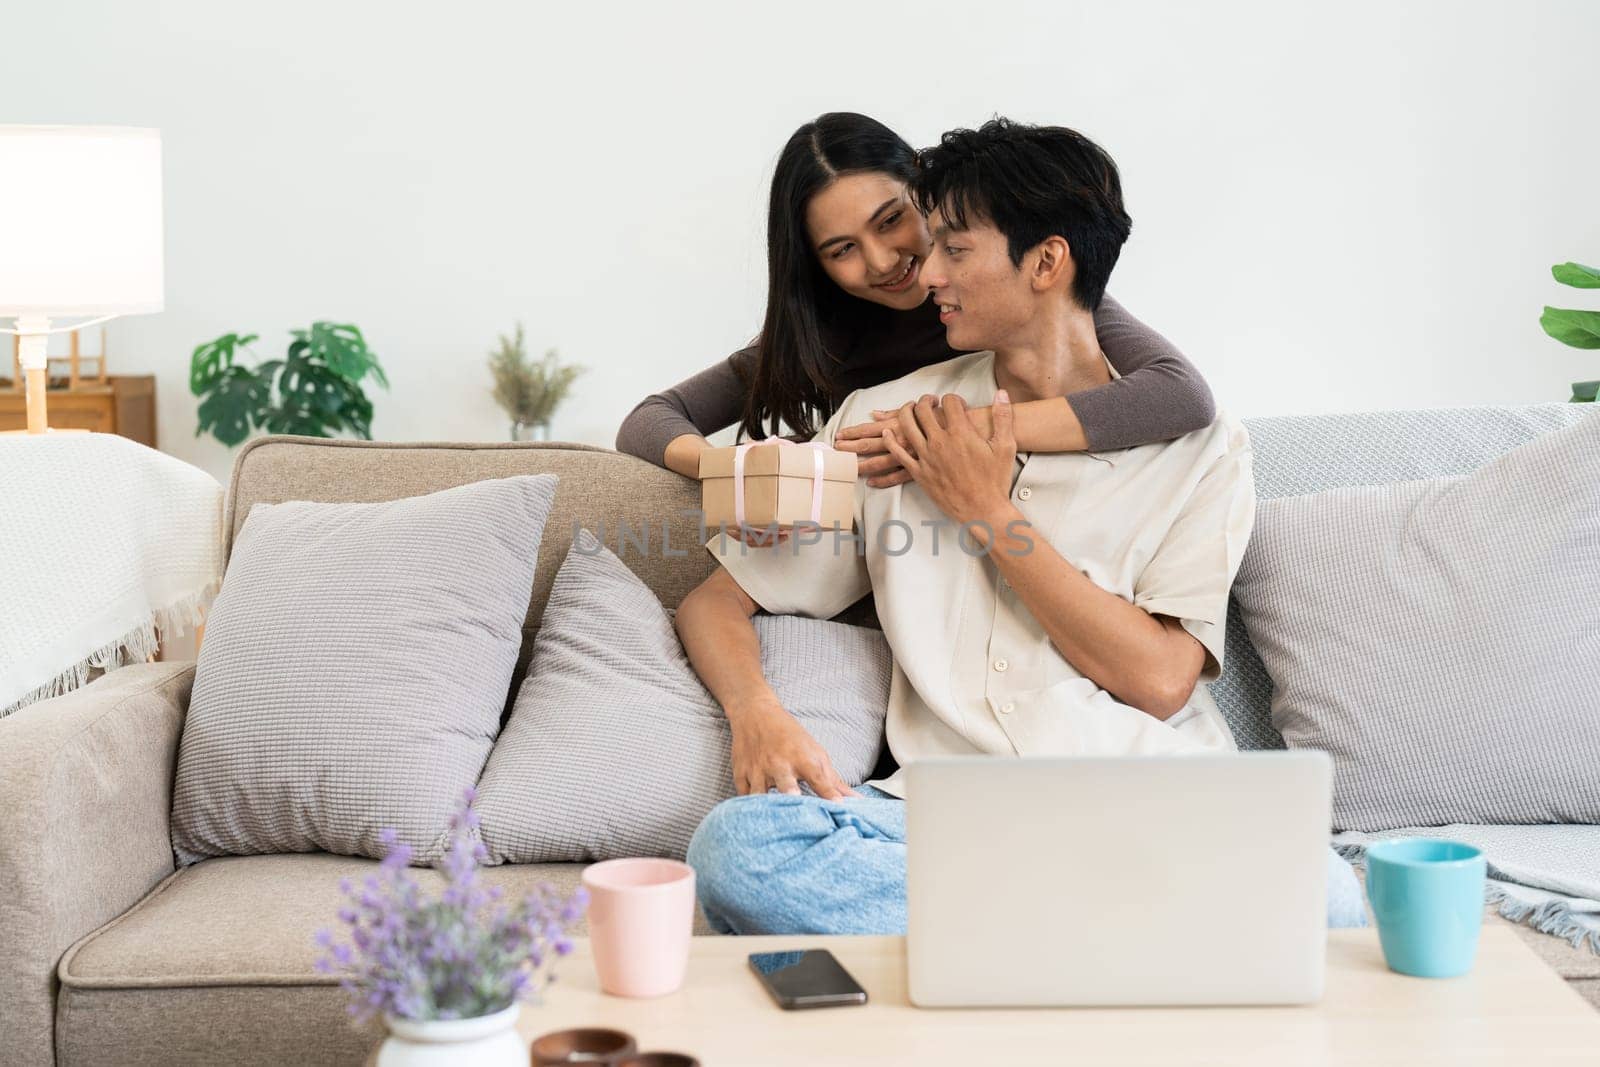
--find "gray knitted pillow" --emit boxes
[1232,412,1600,831]
[171,475,557,865]
[475,530,890,863]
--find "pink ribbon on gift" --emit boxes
[732,438,830,530]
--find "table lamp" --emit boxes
[0,126,164,435]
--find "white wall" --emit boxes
[4,0,1598,485]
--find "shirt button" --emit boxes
[993,658,1009,673]
[1017,487,1033,501]
[999,702,1015,715]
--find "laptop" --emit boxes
[904,752,1332,1008]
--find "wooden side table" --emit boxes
[0,374,157,446]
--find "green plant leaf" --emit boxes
[1540,307,1600,349]
[1572,380,1600,403]
[269,356,363,437]
[189,332,259,395]
[337,380,375,438]
[1553,262,1600,289]
[303,321,387,386]
[194,365,270,446]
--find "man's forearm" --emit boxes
[674,575,782,717]
[977,504,1203,719]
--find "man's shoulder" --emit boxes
[1191,407,1250,454]
[1148,407,1254,502]
[1140,407,1251,466]
[825,351,995,438]
[1069,407,1251,508]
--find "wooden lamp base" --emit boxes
[2,326,92,436]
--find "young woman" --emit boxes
[615,112,1214,483]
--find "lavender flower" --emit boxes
[314,787,588,1022]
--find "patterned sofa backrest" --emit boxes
[1211,404,1590,749]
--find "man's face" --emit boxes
[920,205,1037,352]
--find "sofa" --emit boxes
[3,405,1597,1067]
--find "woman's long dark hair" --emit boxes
[740,113,919,442]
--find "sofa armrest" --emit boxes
[0,661,194,1067]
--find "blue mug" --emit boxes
[1366,838,1486,978]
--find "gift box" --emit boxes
[698,440,857,531]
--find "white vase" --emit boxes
[511,419,551,442]
[375,1004,524,1067]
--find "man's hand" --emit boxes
[881,390,1017,529]
[835,401,994,489]
[726,700,859,799]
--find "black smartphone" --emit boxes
[749,949,868,1009]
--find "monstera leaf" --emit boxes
[189,333,259,395]
[189,321,387,447]
[289,322,389,389]
[194,364,272,447]
[264,354,362,437]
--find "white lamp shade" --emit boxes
[0,126,164,318]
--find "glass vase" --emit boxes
[511,419,551,442]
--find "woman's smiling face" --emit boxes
[805,172,933,311]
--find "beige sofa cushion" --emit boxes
[477,531,890,864]
[173,475,557,866]
[57,853,713,1067]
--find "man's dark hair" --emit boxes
[913,118,1132,311]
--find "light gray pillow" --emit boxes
[1232,412,1600,831]
[475,530,890,863]
[171,475,557,865]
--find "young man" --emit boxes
[675,118,1365,934]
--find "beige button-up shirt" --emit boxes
[711,351,1254,797]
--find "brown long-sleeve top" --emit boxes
[615,294,1214,464]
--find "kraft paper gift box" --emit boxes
[698,440,857,531]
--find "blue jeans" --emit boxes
[686,787,1369,935]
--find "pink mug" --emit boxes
[581,858,696,998]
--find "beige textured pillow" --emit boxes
[1233,414,1600,830]
[170,475,557,864]
[475,531,891,863]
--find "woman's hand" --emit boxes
[719,524,792,546]
[834,410,913,487]
[726,699,858,799]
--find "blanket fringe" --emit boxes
[1486,886,1599,954]
[1,583,217,719]
[1338,842,1600,956]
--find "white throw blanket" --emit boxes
[1336,825,1600,954]
[1,432,223,715]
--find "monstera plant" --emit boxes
[1540,262,1600,402]
[190,321,390,447]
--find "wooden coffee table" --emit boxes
[517,927,1600,1065]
